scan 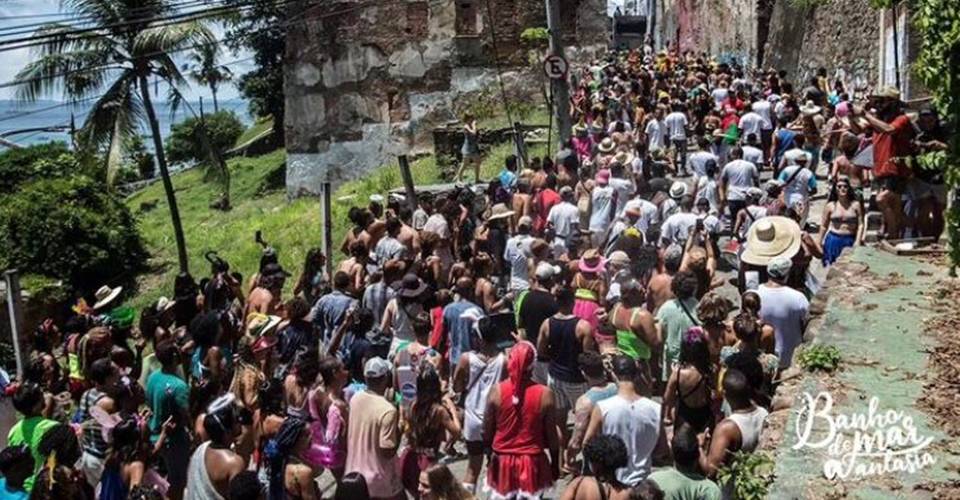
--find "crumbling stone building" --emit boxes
[285,0,608,197]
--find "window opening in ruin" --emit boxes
[456,1,478,36]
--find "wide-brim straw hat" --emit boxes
[800,100,822,116]
[870,85,902,101]
[741,216,802,266]
[487,203,515,221]
[598,138,616,154]
[93,285,123,310]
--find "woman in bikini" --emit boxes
[818,176,864,266]
[558,434,632,500]
[662,327,716,434]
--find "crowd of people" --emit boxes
[1,44,949,500]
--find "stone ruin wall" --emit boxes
[764,0,880,93]
[652,0,759,67]
[285,0,608,197]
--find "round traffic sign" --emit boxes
[543,55,568,79]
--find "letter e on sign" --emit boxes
[543,55,568,80]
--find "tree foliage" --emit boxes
[0,142,79,192]
[0,174,147,293]
[184,43,233,112]
[166,110,244,166]
[223,0,285,144]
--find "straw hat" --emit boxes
[487,203,515,221]
[800,100,822,116]
[93,285,123,311]
[870,85,901,101]
[245,313,282,337]
[613,151,634,165]
[740,216,802,266]
[598,137,616,154]
[669,181,688,199]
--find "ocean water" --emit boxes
[0,98,253,148]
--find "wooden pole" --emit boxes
[321,183,333,278]
[398,155,418,212]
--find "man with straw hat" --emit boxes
[738,216,802,293]
[854,85,914,239]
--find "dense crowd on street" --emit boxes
[0,42,948,500]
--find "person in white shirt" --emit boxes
[546,186,581,251]
[695,160,721,214]
[663,103,690,176]
[645,107,666,153]
[503,217,535,291]
[742,133,765,169]
[623,196,659,237]
[719,147,759,223]
[608,162,636,217]
[777,152,817,224]
[752,96,775,161]
[757,256,809,369]
[738,111,764,146]
[687,136,719,180]
[659,195,698,247]
[711,80,730,110]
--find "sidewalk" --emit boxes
[763,246,960,498]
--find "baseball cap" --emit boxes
[559,185,574,197]
[535,262,561,280]
[767,256,793,280]
[364,357,392,379]
[518,215,534,228]
[608,251,630,267]
[262,263,291,278]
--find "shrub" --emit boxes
[796,344,842,372]
[0,142,73,193]
[166,110,244,166]
[717,451,776,500]
[0,175,147,293]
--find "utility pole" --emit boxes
[544,0,572,145]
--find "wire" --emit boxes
[0,1,257,49]
[0,0,229,35]
[0,0,378,90]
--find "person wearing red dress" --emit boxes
[484,341,560,499]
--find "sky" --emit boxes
[0,0,254,101]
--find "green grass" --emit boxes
[477,105,551,130]
[233,116,274,148]
[124,136,549,311]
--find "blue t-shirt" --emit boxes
[145,370,189,442]
[0,477,28,500]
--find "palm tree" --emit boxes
[15,0,217,274]
[185,43,233,112]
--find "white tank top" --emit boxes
[462,352,505,442]
[597,394,662,486]
[728,406,768,452]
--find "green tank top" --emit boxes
[614,305,651,360]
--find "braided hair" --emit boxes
[266,417,307,500]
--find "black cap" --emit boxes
[262,263,291,278]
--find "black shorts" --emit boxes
[878,176,906,194]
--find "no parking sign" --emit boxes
[543,55,568,79]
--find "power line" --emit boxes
[0,0,229,34]
[0,1,254,50]
[0,0,379,91]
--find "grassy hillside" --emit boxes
[125,139,548,311]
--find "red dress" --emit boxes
[487,379,554,497]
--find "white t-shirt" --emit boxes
[739,112,764,139]
[695,177,720,212]
[609,177,635,217]
[422,213,449,238]
[720,159,759,201]
[546,201,580,238]
[664,112,688,141]
[645,119,666,151]
[711,88,729,109]
[757,284,809,368]
[660,212,698,246]
[590,185,616,232]
[688,150,719,178]
[778,165,818,208]
[504,234,533,291]
[624,197,659,235]
[752,100,774,130]
[597,395,662,486]
[743,145,764,166]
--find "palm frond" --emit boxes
[14,51,114,102]
[79,72,142,150]
[134,20,216,60]
[105,118,125,185]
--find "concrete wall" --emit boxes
[764,0,879,94]
[284,0,608,197]
[652,0,758,67]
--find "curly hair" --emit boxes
[584,434,629,481]
[697,292,733,326]
[670,270,698,300]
